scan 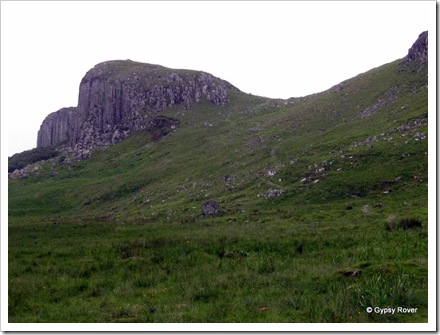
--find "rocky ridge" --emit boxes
[37,60,240,156]
[9,31,428,184]
[34,32,427,162]
[406,31,428,65]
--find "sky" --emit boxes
[1,1,435,156]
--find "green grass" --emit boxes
[8,57,428,322]
[8,212,427,322]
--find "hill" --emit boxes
[8,32,428,323]
[36,60,239,156]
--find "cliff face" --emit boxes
[72,60,239,151]
[37,60,239,152]
[37,107,76,147]
[406,31,428,66]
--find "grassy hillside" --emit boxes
[8,58,428,323]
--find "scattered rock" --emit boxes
[201,199,221,216]
[223,175,233,182]
[258,189,285,199]
[361,205,370,213]
[289,158,298,165]
[414,132,426,141]
[265,169,277,177]
[358,86,399,119]
[315,167,325,174]
[8,169,28,179]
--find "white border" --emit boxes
[2,1,436,332]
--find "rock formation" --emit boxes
[37,60,240,152]
[36,32,427,155]
[37,107,76,147]
[201,199,221,216]
[406,31,428,66]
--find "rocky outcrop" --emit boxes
[37,60,239,152]
[201,199,221,216]
[406,31,428,66]
[70,60,239,151]
[37,107,76,147]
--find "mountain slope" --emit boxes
[8,32,429,323]
[9,52,428,222]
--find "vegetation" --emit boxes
[385,217,423,231]
[8,58,428,322]
[8,146,59,173]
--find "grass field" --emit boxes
[8,58,429,323]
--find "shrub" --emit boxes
[114,239,147,259]
[8,147,58,172]
[398,217,423,230]
[385,217,422,231]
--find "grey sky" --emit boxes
[1,1,434,156]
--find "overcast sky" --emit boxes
[1,1,434,156]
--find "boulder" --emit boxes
[201,199,221,216]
